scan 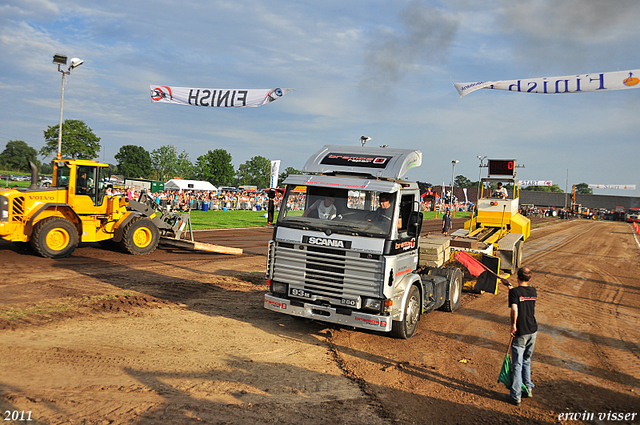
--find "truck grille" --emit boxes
[273,241,384,300]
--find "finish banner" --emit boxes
[587,184,636,190]
[520,180,552,187]
[150,86,291,107]
[453,69,640,98]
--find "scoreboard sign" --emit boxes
[488,159,516,177]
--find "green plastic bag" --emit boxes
[498,339,531,397]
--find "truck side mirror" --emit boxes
[407,211,423,237]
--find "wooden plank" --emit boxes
[159,237,243,255]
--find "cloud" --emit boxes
[500,0,640,42]
[497,0,640,72]
[0,0,59,23]
[361,0,459,85]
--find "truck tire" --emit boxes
[391,284,421,339]
[432,267,463,312]
[31,217,79,258]
[120,216,159,255]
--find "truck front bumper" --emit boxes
[264,294,392,332]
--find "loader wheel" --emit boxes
[391,284,420,339]
[31,217,79,258]
[120,217,159,255]
[432,267,463,312]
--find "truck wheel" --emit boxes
[443,268,463,312]
[31,217,79,258]
[120,217,159,255]
[391,284,421,339]
[432,267,463,312]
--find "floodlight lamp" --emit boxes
[452,160,459,164]
[53,54,68,65]
[69,58,84,69]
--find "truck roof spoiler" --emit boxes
[303,145,422,180]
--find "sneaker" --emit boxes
[524,388,532,398]
[505,395,521,406]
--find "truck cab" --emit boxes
[265,145,461,339]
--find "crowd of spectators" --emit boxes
[118,188,284,213]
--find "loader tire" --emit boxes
[31,217,79,258]
[432,267,463,312]
[120,216,159,255]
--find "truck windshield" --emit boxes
[278,185,396,236]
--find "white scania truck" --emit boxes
[264,145,463,339]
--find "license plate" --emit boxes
[290,288,311,298]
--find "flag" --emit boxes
[270,160,281,189]
[497,336,532,397]
[454,69,640,97]
[150,86,291,107]
[454,251,488,277]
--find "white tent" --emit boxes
[164,179,217,191]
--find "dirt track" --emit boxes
[1,218,639,424]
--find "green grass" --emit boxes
[422,211,471,219]
[189,210,274,229]
[1,179,31,189]
[187,209,471,229]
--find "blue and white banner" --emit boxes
[587,184,636,190]
[453,69,640,97]
[270,160,281,189]
[150,86,291,107]
[520,180,552,187]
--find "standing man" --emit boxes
[502,267,537,406]
[442,210,452,236]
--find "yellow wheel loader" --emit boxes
[0,159,165,258]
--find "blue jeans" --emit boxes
[511,332,537,401]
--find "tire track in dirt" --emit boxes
[522,221,640,399]
[328,220,640,424]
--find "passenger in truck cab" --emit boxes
[303,196,337,220]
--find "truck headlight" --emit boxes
[271,281,288,294]
[363,298,382,311]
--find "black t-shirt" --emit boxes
[508,286,537,336]
[442,215,451,228]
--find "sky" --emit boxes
[0,0,639,196]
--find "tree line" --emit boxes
[0,119,301,188]
[0,119,592,193]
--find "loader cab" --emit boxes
[54,160,108,207]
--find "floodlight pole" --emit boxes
[450,160,459,206]
[56,65,69,160]
[53,54,83,160]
